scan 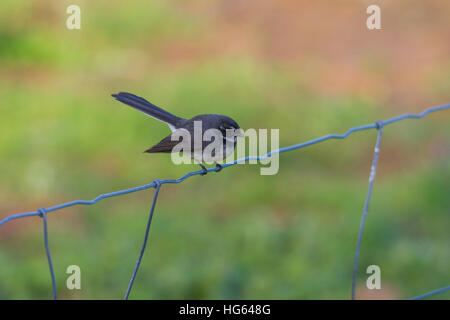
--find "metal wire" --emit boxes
[351,120,384,300]
[37,207,57,300]
[0,103,449,300]
[124,179,162,300]
[409,285,450,300]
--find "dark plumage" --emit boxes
[112,92,242,174]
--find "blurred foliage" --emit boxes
[0,0,449,299]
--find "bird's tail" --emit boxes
[111,92,183,127]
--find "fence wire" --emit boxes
[0,103,449,300]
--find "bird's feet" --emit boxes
[199,164,208,176]
[215,163,223,172]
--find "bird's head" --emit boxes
[217,116,244,138]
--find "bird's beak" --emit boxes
[237,128,245,137]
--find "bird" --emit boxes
[111,92,243,175]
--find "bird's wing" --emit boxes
[112,92,183,132]
[144,126,210,154]
[144,128,194,153]
[144,134,180,153]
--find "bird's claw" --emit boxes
[215,163,223,172]
[199,165,208,176]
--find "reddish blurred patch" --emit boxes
[357,283,402,300]
[158,0,449,109]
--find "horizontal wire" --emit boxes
[409,285,450,300]
[1,103,448,227]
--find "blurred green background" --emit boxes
[0,0,449,299]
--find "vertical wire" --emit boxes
[124,179,162,300]
[351,121,384,300]
[38,207,57,300]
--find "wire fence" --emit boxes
[0,103,449,300]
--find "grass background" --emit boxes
[0,0,449,299]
